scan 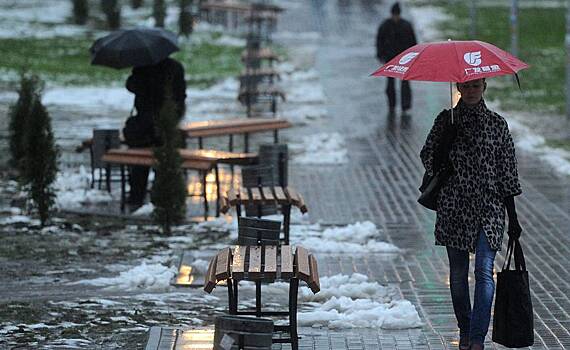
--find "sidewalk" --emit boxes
[276,0,570,349]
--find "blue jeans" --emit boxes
[446,231,497,347]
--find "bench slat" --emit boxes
[280,245,293,279]
[215,248,231,281]
[203,255,218,293]
[264,246,277,279]
[260,187,275,201]
[295,246,311,283]
[239,187,250,202]
[273,187,288,202]
[248,246,262,278]
[308,254,320,293]
[231,246,247,280]
[249,187,262,203]
[285,188,308,213]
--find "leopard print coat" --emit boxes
[420,99,522,252]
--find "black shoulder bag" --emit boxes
[418,112,455,211]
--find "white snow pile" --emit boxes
[291,221,400,254]
[72,262,176,291]
[131,203,155,216]
[54,167,113,209]
[299,274,422,329]
[248,273,422,329]
[290,133,348,165]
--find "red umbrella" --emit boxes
[371,40,529,82]
[371,40,529,122]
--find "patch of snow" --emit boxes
[71,262,176,291]
[54,166,113,209]
[131,203,154,216]
[290,133,348,165]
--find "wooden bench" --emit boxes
[199,1,251,29]
[204,245,319,350]
[221,186,308,245]
[181,118,291,152]
[241,47,281,67]
[237,86,286,118]
[239,67,281,86]
[102,148,257,217]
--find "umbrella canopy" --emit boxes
[90,27,179,69]
[371,40,529,83]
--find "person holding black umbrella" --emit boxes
[123,57,187,208]
[90,28,187,208]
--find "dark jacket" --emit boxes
[376,18,417,62]
[124,58,187,147]
[126,57,187,121]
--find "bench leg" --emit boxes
[120,165,126,213]
[274,130,278,144]
[283,204,291,245]
[202,171,209,220]
[215,165,220,217]
[244,133,249,153]
[289,278,299,350]
[255,280,262,317]
[227,278,236,314]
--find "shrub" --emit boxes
[22,91,59,226]
[8,73,43,174]
[151,96,187,234]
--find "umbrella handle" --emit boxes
[449,82,454,124]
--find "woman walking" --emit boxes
[420,78,522,350]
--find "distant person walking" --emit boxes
[123,57,187,208]
[420,78,522,350]
[376,2,417,114]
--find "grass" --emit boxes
[432,3,566,114]
[0,36,243,87]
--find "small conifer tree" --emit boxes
[153,0,166,27]
[72,0,89,25]
[179,0,194,36]
[22,94,59,226]
[8,74,42,174]
[151,96,187,234]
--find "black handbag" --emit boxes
[492,237,534,348]
[418,166,452,210]
[418,113,455,211]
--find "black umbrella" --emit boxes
[90,27,179,69]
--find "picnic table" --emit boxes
[181,118,291,152]
[204,245,319,350]
[102,148,258,217]
[220,186,307,245]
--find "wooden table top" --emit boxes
[181,118,291,138]
[102,148,216,170]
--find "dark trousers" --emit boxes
[386,77,412,110]
[128,165,150,205]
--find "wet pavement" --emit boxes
[1,0,570,349]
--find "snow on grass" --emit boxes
[290,132,348,165]
[54,166,114,209]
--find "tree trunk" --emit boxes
[153,0,166,27]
